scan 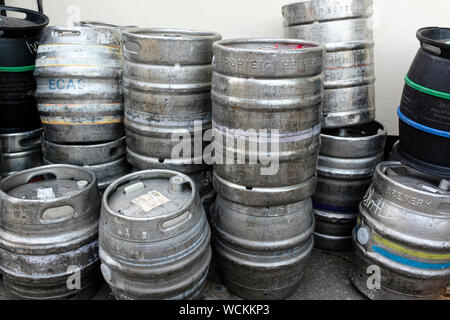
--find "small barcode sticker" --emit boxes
[37,188,55,199]
[132,191,170,213]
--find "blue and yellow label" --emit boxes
[372,234,450,270]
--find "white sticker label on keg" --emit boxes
[37,188,56,200]
[132,191,170,212]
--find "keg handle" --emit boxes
[25,170,58,184]
[0,2,43,17]
[160,211,192,231]
[52,28,82,38]
[122,35,140,57]
[19,135,41,149]
[109,145,126,160]
[40,205,76,224]
[0,0,42,12]
[37,0,43,13]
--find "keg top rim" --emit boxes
[0,127,43,138]
[0,6,49,32]
[76,20,137,29]
[213,38,323,53]
[376,162,450,197]
[0,164,97,203]
[321,121,387,141]
[102,169,196,221]
[123,28,222,41]
[40,134,126,149]
[417,27,450,51]
[282,0,314,12]
[42,25,123,38]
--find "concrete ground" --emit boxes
[1,248,448,300]
[0,248,366,300]
[200,249,365,300]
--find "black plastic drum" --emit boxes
[0,6,48,132]
[398,27,450,178]
[0,95,41,133]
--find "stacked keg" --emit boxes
[210,39,325,299]
[313,122,386,251]
[122,28,221,207]
[0,6,48,177]
[34,25,131,190]
[99,170,211,300]
[351,27,450,300]
[282,0,385,252]
[283,0,375,128]
[0,165,101,299]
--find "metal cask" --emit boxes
[123,28,221,164]
[283,0,375,128]
[313,121,386,251]
[41,136,131,190]
[0,128,43,177]
[34,26,124,143]
[211,195,315,299]
[212,39,325,206]
[351,162,450,300]
[0,165,101,299]
[99,170,211,300]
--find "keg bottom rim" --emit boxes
[322,108,376,129]
[213,172,317,207]
[393,143,450,178]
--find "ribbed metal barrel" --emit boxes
[41,136,131,190]
[350,162,450,300]
[211,195,315,299]
[212,39,325,206]
[0,165,101,299]
[99,170,211,300]
[283,0,375,128]
[123,28,221,164]
[0,128,42,177]
[313,121,386,251]
[34,26,124,143]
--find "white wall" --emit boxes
[8,0,450,134]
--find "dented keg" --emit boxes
[313,121,386,251]
[212,39,325,206]
[398,27,450,178]
[0,128,42,177]
[41,136,131,190]
[123,28,221,164]
[34,26,124,143]
[0,165,101,299]
[351,162,450,300]
[211,195,315,299]
[283,0,375,128]
[99,170,211,300]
